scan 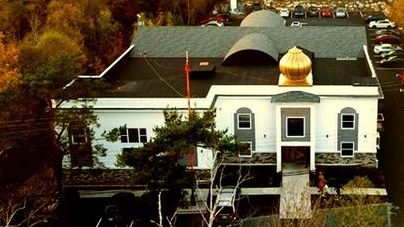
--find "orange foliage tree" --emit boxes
[387,0,404,31]
[0,33,19,91]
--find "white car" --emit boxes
[290,21,303,27]
[200,20,224,27]
[335,7,347,18]
[279,8,290,18]
[373,43,402,55]
[369,19,396,29]
[215,187,239,224]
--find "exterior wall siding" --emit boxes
[234,107,256,150]
[314,97,378,154]
[71,91,379,170]
[337,107,359,151]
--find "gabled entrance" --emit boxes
[282,146,309,173]
[280,146,311,219]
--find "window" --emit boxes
[237,114,251,129]
[70,128,87,145]
[341,142,354,157]
[341,114,355,129]
[286,117,304,137]
[121,128,147,143]
[239,141,252,157]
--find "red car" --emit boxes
[374,34,402,45]
[199,14,231,25]
[320,8,333,18]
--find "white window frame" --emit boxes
[341,113,355,129]
[71,128,87,145]
[121,128,147,143]
[237,113,251,129]
[286,116,305,138]
[238,141,252,157]
[340,142,354,157]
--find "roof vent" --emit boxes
[190,61,215,79]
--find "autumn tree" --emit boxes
[387,0,404,32]
[0,8,105,226]
[0,33,19,91]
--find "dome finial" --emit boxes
[278,46,313,86]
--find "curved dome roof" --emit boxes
[279,46,312,81]
[222,33,278,65]
[240,10,285,27]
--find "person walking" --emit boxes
[318,171,327,196]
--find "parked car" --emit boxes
[373,29,401,37]
[320,8,333,18]
[290,21,303,27]
[369,19,397,29]
[335,7,347,18]
[218,12,233,24]
[96,205,125,227]
[252,3,262,11]
[374,34,402,45]
[200,20,225,27]
[365,14,387,24]
[380,49,404,58]
[293,5,305,18]
[199,14,228,25]
[374,43,403,54]
[379,56,404,68]
[214,186,240,225]
[279,8,290,18]
[307,6,319,17]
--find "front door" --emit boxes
[282,146,309,171]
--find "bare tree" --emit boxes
[192,151,252,227]
[0,196,58,227]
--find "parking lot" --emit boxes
[284,11,366,26]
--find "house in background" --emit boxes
[61,11,384,201]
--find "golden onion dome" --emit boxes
[279,46,312,81]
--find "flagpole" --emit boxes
[186,51,196,205]
[185,51,194,172]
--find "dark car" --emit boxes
[218,12,233,23]
[380,49,404,58]
[320,8,333,18]
[96,205,126,227]
[365,14,387,23]
[374,34,402,45]
[294,5,305,18]
[307,6,319,17]
[373,29,401,37]
[252,3,262,11]
[380,56,404,68]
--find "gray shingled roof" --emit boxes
[130,26,367,59]
[240,10,286,27]
[223,33,279,63]
[271,91,321,103]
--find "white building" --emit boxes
[62,11,382,180]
